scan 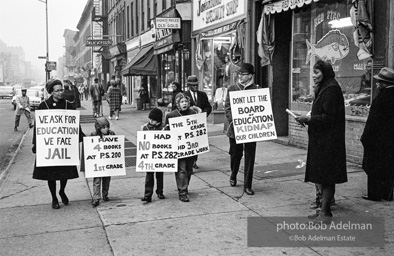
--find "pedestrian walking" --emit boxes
[84,82,89,101]
[184,75,212,169]
[296,59,347,222]
[170,81,183,111]
[69,80,81,108]
[90,78,104,117]
[78,83,85,101]
[164,93,197,202]
[14,88,33,131]
[107,79,122,120]
[90,117,115,207]
[141,108,166,203]
[360,67,394,201]
[32,79,86,209]
[62,83,75,107]
[225,63,260,196]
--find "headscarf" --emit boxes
[313,59,335,85]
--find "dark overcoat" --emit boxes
[184,90,212,116]
[305,64,347,185]
[32,96,85,180]
[361,87,394,179]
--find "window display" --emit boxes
[291,1,373,111]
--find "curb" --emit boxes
[0,128,30,194]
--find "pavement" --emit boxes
[0,99,393,256]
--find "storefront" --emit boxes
[256,0,390,164]
[191,0,247,112]
[153,5,192,106]
[121,31,156,109]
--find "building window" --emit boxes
[162,0,166,10]
[142,1,145,31]
[147,1,151,24]
[136,0,139,34]
[154,0,157,17]
[131,3,134,36]
[291,2,373,110]
[127,6,130,39]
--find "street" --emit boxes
[0,98,34,180]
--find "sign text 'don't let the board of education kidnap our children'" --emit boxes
[229,88,277,144]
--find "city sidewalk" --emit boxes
[0,99,393,256]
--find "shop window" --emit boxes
[199,33,239,104]
[291,1,372,115]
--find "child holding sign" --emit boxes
[90,117,115,207]
[141,108,166,203]
[165,93,197,202]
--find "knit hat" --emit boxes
[95,117,110,131]
[46,79,62,93]
[175,92,190,110]
[148,108,163,123]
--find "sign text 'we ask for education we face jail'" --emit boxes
[35,110,80,167]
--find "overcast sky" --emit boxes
[0,0,88,70]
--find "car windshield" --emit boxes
[26,90,39,97]
[0,87,13,92]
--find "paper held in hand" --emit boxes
[285,108,297,118]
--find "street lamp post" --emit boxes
[38,0,49,83]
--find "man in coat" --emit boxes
[225,63,260,196]
[360,67,394,201]
[14,88,33,131]
[184,75,212,169]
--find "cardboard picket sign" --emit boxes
[229,88,277,144]
[83,135,126,178]
[35,110,80,167]
[136,131,178,172]
[168,113,210,159]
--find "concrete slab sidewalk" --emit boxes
[0,99,393,256]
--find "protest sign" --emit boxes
[229,88,277,143]
[83,135,126,178]
[35,110,80,167]
[136,131,178,172]
[168,113,210,159]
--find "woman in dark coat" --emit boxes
[360,67,394,201]
[296,60,347,219]
[170,81,183,111]
[32,79,85,209]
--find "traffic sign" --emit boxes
[46,61,57,71]
[86,39,113,47]
[38,56,47,59]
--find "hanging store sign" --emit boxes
[193,0,246,32]
[155,17,181,29]
[263,0,319,14]
[86,39,113,46]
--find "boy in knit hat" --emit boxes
[90,117,115,207]
[141,108,166,203]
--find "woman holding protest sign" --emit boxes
[164,93,197,202]
[295,60,347,222]
[32,79,86,209]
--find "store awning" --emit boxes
[263,0,319,14]
[121,45,156,76]
[121,45,153,76]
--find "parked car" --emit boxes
[12,89,42,110]
[30,85,46,100]
[0,86,14,99]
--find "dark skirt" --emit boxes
[33,163,79,181]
